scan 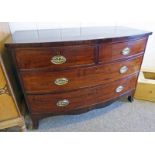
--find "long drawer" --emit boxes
[99,37,147,63]
[21,55,143,94]
[15,45,96,70]
[27,74,138,114]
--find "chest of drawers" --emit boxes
[5,26,152,129]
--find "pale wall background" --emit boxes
[9,22,155,68]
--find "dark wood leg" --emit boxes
[33,120,39,129]
[31,115,39,129]
[128,95,134,102]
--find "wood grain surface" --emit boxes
[28,74,138,114]
[21,55,143,94]
[5,27,152,128]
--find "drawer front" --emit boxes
[28,74,138,114]
[15,45,95,70]
[21,56,143,94]
[99,37,147,63]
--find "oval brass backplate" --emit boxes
[51,55,66,64]
[120,66,128,74]
[54,78,69,86]
[56,99,70,107]
[115,85,124,93]
[122,47,130,56]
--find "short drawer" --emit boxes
[27,74,137,114]
[21,55,143,94]
[15,45,96,70]
[99,37,147,63]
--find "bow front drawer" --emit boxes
[15,45,96,70]
[27,74,137,114]
[21,56,143,94]
[99,37,147,63]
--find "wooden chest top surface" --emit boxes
[5,26,152,48]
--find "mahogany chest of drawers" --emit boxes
[5,26,152,129]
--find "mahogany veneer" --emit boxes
[22,56,142,94]
[99,37,147,62]
[28,74,138,114]
[15,45,96,70]
[5,26,152,129]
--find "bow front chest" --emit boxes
[5,27,152,129]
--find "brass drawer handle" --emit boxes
[56,99,70,107]
[120,66,128,74]
[122,47,130,56]
[51,55,66,64]
[115,85,124,93]
[54,78,69,86]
